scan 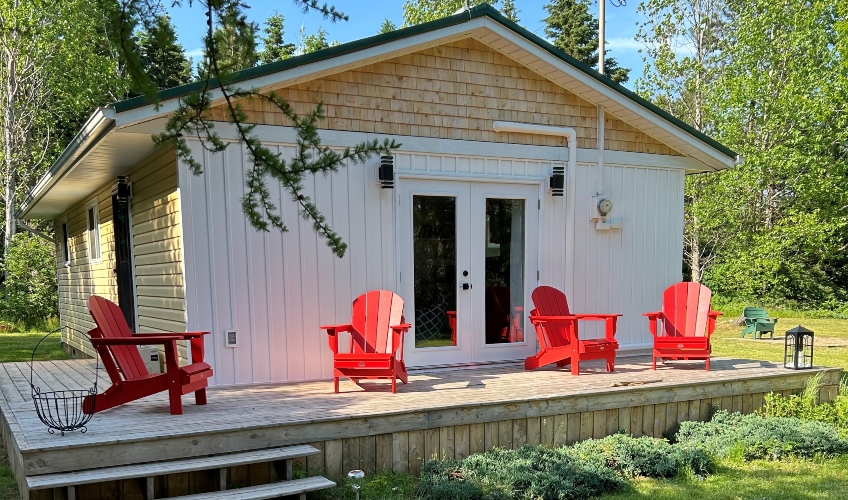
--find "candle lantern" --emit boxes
[784,325,814,369]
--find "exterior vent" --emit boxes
[225,330,238,348]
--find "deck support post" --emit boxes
[219,468,227,491]
[286,458,293,480]
[67,485,76,500]
[146,476,154,500]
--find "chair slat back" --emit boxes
[531,286,574,348]
[661,283,713,337]
[88,295,149,381]
[351,290,405,354]
[743,307,770,320]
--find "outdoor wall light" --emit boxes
[784,325,814,369]
[550,166,565,196]
[348,470,365,500]
[378,155,394,189]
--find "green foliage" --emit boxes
[259,12,296,64]
[571,434,714,478]
[312,471,418,499]
[543,0,629,83]
[401,0,497,27]
[0,233,57,325]
[302,27,332,54]
[416,445,627,500]
[758,374,848,432]
[199,1,259,75]
[500,0,520,23]
[378,18,397,35]
[676,410,848,461]
[135,14,193,92]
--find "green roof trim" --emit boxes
[111,3,737,160]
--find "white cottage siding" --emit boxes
[179,141,397,385]
[180,136,684,385]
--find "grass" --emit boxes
[711,316,848,373]
[605,456,848,500]
[0,331,69,364]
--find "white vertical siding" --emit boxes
[180,141,398,385]
[181,138,684,385]
[541,162,684,346]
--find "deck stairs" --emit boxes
[26,444,335,500]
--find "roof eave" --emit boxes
[18,108,116,219]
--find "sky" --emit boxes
[166,0,649,89]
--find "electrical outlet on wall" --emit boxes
[225,330,238,348]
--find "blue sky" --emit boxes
[167,1,647,88]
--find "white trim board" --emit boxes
[171,123,711,172]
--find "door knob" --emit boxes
[461,283,472,290]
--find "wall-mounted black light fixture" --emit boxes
[550,166,565,196]
[378,155,394,189]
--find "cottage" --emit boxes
[20,5,738,387]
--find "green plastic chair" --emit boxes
[740,307,777,339]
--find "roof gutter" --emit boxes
[18,107,116,219]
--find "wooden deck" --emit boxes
[0,356,842,498]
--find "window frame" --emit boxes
[85,198,102,264]
[60,217,70,267]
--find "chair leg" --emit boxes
[164,341,183,415]
[571,355,579,376]
[195,388,207,405]
[705,357,710,371]
[391,377,396,393]
[652,355,657,370]
[334,377,339,394]
[606,356,614,372]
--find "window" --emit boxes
[61,219,70,266]
[86,199,102,263]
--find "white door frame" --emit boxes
[397,176,542,367]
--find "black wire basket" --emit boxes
[29,330,99,435]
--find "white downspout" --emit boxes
[491,121,576,176]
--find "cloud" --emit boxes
[605,37,643,51]
[185,48,204,59]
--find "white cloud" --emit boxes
[185,48,204,59]
[605,37,643,51]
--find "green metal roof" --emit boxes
[111,4,737,160]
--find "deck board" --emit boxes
[0,356,840,478]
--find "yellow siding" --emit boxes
[209,38,681,156]
[55,146,187,361]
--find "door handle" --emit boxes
[461,283,472,290]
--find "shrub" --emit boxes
[0,233,57,325]
[759,373,848,432]
[416,445,626,500]
[571,433,714,478]
[676,410,848,460]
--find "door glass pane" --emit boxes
[413,195,457,348]
[484,199,525,344]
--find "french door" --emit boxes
[398,179,539,367]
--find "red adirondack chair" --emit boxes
[83,296,212,415]
[644,282,723,371]
[322,290,411,393]
[525,286,621,374]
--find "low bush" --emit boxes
[0,233,57,326]
[758,374,848,431]
[571,433,714,478]
[676,410,848,461]
[416,445,626,500]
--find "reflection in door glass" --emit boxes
[412,195,458,348]
[485,199,525,344]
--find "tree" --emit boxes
[136,14,192,92]
[0,0,127,262]
[378,18,397,34]
[199,1,259,75]
[0,233,57,324]
[500,0,520,23]
[259,12,296,64]
[543,0,629,83]
[302,27,331,54]
[636,0,730,282]
[107,0,399,257]
[402,0,496,27]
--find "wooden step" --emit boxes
[27,444,320,491]
[172,476,336,499]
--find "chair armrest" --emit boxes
[643,312,664,338]
[132,332,209,339]
[570,314,623,320]
[321,324,353,335]
[390,323,412,333]
[708,311,723,318]
[528,315,580,323]
[643,311,663,319]
[90,336,185,346]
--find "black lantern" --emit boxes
[784,325,814,369]
[378,156,394,189]
[550,165,564,196]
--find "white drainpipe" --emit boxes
[491,121,577,178]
